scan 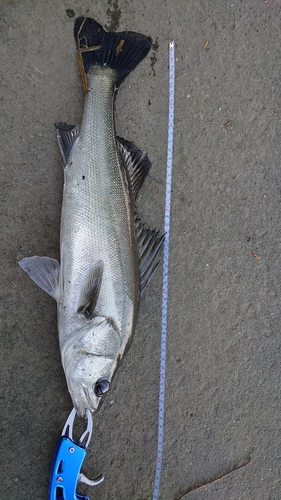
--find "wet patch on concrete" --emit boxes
[106,0,122,31]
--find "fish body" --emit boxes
[20,17,163,416]
[58,65,139,415]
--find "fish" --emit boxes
[19,16,164,416]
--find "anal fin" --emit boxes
[55,122,80,166]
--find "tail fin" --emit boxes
[74,16,152,88]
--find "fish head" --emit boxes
[62,316,122,416]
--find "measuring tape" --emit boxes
[152,40,175,500]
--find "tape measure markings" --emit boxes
[152,40,175,500]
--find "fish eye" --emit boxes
[94,379,110,397]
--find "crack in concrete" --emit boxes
[175,456,251,499]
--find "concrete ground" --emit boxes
[1,1,281,499]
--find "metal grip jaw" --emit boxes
[49,408,104,500]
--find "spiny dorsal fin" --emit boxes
[117,137,151,200]
[55,122,80,166]
[19,256,60,301]
[77,260,104,320]
[136,219,165,292]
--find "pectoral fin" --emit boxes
[78,261,104,320]
[19,256,60,300]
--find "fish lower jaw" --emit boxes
[71,396,96,417]
[67,380,102,416]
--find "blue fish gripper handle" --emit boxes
[49,436,89,500]
[48,408,103,500]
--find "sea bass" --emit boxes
[19,16,163,416]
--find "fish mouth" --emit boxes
[73,396,93,417]
[71,384,101,416]
[83,384,94,407]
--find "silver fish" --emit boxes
[19,16,163,416]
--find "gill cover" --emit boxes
[61,317,121,415]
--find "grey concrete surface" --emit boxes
[1,1,281,499]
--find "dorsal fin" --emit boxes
[136,219,165,291]
[55,122,80,166]
[117,137,151,199]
